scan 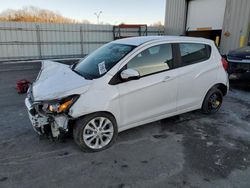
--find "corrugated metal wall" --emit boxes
[0,22,164,61]
[220,0,250,54]
[165,0,250,54]
[165,0,187,35]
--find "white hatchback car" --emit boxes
[25,36,229,152]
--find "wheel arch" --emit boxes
[72,110,118,152]
[201,83,228,107]
[73,111,117,124]
[212,83,228,96]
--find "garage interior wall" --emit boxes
[220,0,250,54]
[165,0,187,35]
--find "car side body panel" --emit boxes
[117,69,178,128]
[26,36,229,136]
[69,38,228,133]
[68,75,121,125]
[176,44,223,111]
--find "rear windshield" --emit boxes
[73,43,135,79]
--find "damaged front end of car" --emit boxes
[24,60,93,139]
[25,85,79,139]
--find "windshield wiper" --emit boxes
[71,67,96,80]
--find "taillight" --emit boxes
[221,58,228,71]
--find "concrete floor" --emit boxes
[0,61,250,188]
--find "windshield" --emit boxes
[73,43,135,79]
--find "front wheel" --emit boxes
[73,112,118,152]
[202,88,223,114]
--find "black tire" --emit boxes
[202,87,223,114]
[73,112,118,152]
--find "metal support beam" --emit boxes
[36,25,42,59]
[80,26,84,57]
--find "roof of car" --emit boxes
[112,36,212,46]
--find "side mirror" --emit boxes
[120,69,140,80]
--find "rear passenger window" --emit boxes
[179,43,211,66]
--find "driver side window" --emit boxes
[127,43,173,77]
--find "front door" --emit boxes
[117,43,178,127]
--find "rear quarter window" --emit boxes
[179,43,211,66]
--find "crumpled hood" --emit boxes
[32,60,93,101]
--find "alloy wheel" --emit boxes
[83,117,114,149]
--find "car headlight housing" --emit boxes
[43,95,79,114]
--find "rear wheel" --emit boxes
[73,112,118,152]
[202,88,223,114]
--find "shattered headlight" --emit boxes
[42,95,79,114]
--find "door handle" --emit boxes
[162,76,171,82]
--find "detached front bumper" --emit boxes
[25,98,69,138]
[25,98,50,135]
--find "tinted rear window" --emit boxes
[179,43,211,66]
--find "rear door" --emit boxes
[175,42,217,111]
